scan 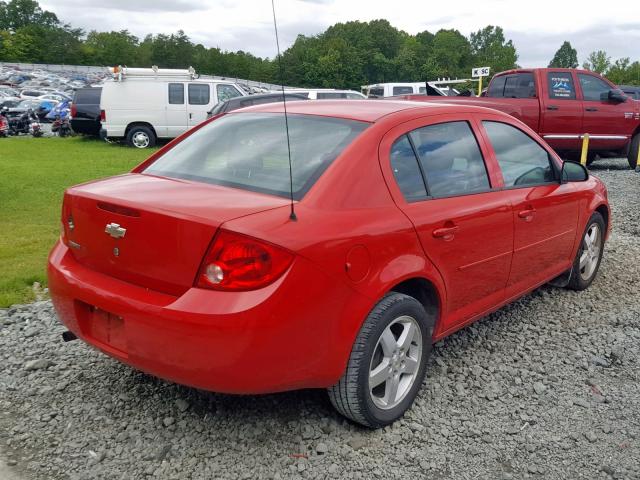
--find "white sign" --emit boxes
[472,67,490,78]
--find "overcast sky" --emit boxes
[41,0,640,68]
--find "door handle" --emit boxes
[547,105,558,111]
[518,208,536,221]
[585,107,598,112]
[432,225,460,239]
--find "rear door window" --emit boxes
[483,121,556,187]
[168,83,184,104]
[188,84,210,105]
[578,74,611,101]
[547,72,576,100]
[503,73,536,98]
[408,121,490,198]
[487,76,507,97]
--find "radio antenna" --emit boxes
[271,0,297,221]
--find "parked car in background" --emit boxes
[396,68,640,168]
[100,66,247,148]
[284,88,365,99]
[19,89,47,99]
[70,87,102,136]
[50,100,609,428]
[619,85,640,100]
[363,82,462,98]
[207,92,308,117]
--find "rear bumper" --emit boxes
[70,118,100,136]
[48,240,368,394]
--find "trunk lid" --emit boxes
[63,173,289,296]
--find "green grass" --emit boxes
[0,136,158,307]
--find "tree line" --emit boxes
[1,0,638,88]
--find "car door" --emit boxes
[577,73,631,151]
[187,83,212,128]
[540,70,583,151]
[480,117,580,298]
[166,82,187,137]
[380,115,514,333]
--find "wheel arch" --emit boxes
[388,276,442,336]
[594,203,610,237]
[125,121,157,138]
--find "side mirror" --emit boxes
[601,88,627,103]
[561,161,589,183]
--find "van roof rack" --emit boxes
[110,65,198,81]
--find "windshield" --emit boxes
[144,113,369,200]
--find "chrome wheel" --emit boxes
[131,131,150,148]
[579,222,602,281]
[369,315,422,410]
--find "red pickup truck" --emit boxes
[398,68,640,168]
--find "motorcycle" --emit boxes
[0,109,8,138]
[51,111,72,137]
[6,108,40,136]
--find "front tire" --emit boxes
[567,212,605,290]
[627,133,639,169]
[328,293,433,428]
[126,125,156,149]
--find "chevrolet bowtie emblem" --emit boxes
[105,223,126,239]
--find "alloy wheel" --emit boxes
[369,315,422,410]
[579,222,602,281]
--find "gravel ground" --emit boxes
[1,157,639,480]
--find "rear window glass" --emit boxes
[144,113,369,200]
[547,72,576,100]
[487,76,507,97]
[393,86,414,95]
[74,88,101,104]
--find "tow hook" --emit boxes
[62,331,77,342]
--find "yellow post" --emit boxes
[636,143,640,170]
[478,76,483,97]
[580,134,590,166]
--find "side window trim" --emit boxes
[405,133,430,197]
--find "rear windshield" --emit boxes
[144,113,369,200]
[74,88,101,104]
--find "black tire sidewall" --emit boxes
[358,294,433,427]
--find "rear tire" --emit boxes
[328,293,433,428]
[567,212,605,291]
[126,125,156,149]
[627,133,640,169]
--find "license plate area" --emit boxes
[75,301,128,356]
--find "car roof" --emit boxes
[235,99,496,123]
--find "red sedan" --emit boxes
[48,100,610,428]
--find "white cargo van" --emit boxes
[100,66,246,148]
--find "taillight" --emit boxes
[100,109,106,122]
[196,230,293,291]
[70,103,77,118]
